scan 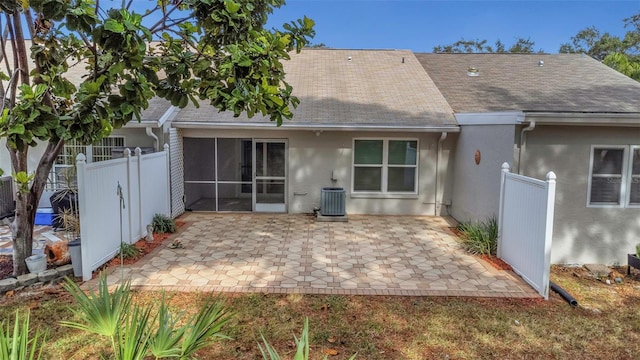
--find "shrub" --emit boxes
[61,274,231,360]
[456,218,498,256]
[152,213,177,234]
[119,242,141,260]
[0,310,45,360]
[259,318,356,360]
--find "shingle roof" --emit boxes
[173,49,456,128]
[415,53,640,114]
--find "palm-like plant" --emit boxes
[0,310,45,360]
[259,318,356,360]
[61,274,232,360]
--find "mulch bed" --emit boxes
[93,220,186,276]
[0,220,186,280]
[480,254,513,271]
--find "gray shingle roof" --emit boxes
[173,49,456,128]
[415,53,640,114]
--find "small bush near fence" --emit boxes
[119,242,141,260]
[152,214,177,234]
[456,218,498,256]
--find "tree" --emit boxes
[433,37,542,53]
[560,12,640,73]
[558,26,624,61]
[604,52,640,80]
[0,0,314,276]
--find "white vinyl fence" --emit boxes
[76,145,171,281]
[498,162,556,299]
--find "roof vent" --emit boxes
[467,67,479,76]
[348,56,352,61]
[538,60,544,67]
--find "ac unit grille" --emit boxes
[0,177,15,219]
[320,187,346,216]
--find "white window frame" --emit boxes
[351,138,419,197]
[587,144,639,208]
[627,145,640,208]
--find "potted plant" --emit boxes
[628,244,640,275]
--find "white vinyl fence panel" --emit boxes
[498,162,556,299]
[76,147,170,281]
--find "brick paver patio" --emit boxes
[85,213,539,298]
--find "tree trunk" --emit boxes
[10,140,63,276]
[11,192,37,276]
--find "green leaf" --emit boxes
[8,124,25,135]
[104,19,125,33]
[121,103,134,115]
[225,0,241,14]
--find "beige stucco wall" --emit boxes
[110,128,161,150]
[522,125,640,265]
[180,128,454,216]
[450,124,517,222]
[0,138,49,176]
[0,138,10,176]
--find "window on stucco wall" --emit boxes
[588,145,639,207]
[352,139,418,195]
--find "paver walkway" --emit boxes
[86,213,539,298]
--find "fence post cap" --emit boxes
[75,153,86,163]
[124,148,132,157]
[501,162,510,172]
[163,143,169,152]
[546,171,557,181]
[135,147,142,156]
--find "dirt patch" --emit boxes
[0,255,13,279]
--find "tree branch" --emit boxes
[149,2,184,33]
[11,13,29,87]
[23,8,35,40]
[5,14,18,109]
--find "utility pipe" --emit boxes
[435,132,448,216]
[550,281,578,307]
[517,121,535,174]
[146,127,159,152]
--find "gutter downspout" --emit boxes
[518,121,535,175]
[146,127,159,152]
[435,132,448,215]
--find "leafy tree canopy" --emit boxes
[560,12,640,80]
[0,0,314,275]
[433,37,542,53]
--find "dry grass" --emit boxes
[1,266,639,359]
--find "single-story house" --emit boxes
[416,53,640,265]
[3,48,639,266]
[169,49,458,216]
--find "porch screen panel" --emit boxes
[217,138,252,211]
[184,183,217,211]
[184,138,216,181]
[184,138,216,211]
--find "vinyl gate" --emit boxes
[498,162,556,299]
[76,146,171,281]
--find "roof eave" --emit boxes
[172,122,460,133]
[523,111,640,126]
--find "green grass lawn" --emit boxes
[1,266,639,359]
